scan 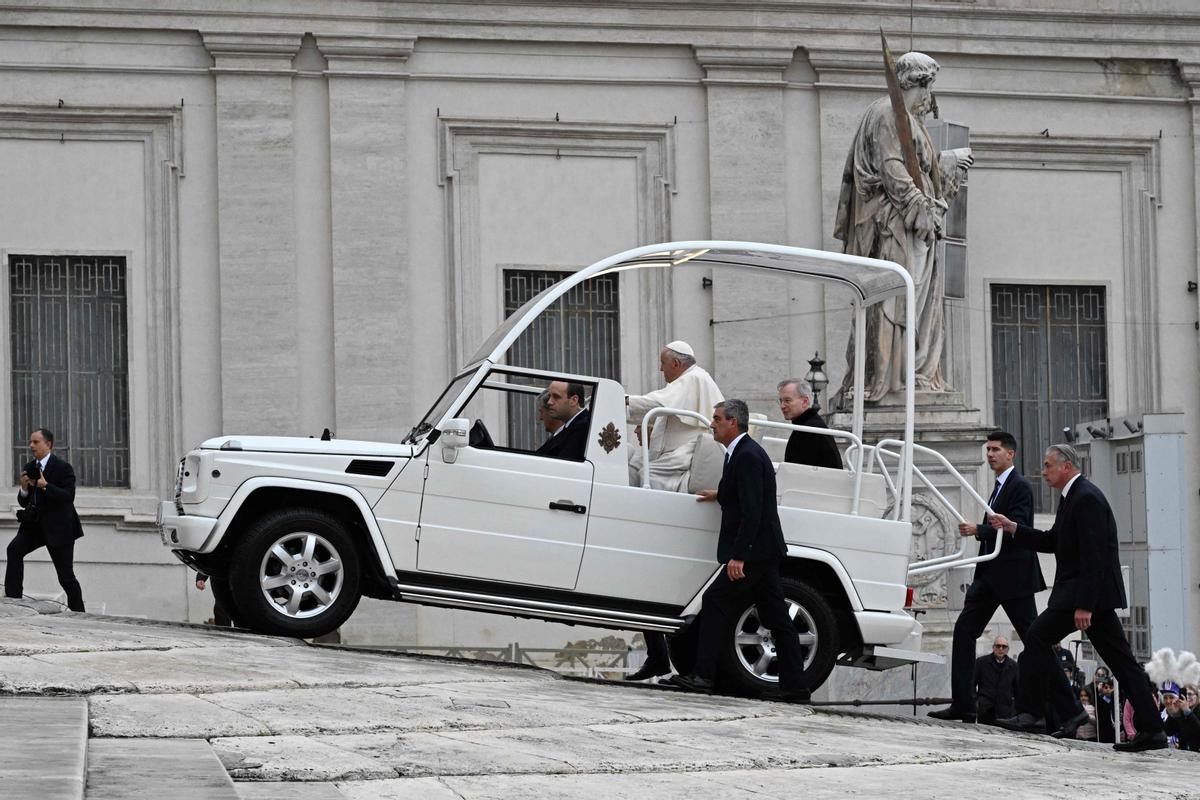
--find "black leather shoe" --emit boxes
[624,661,671,681]
[665,673,715,694]
[995,712,1041,733]
[927,706,976,723]
[1113,730,1168,753]
[763,687,812,704]
[1051,710,1091,739]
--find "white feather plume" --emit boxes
[1144,648,1200,687]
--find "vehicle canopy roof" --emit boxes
[446,241,916,520]
[468,241,913,368]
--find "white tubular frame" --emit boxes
[638,407,714,489]
[846,438,1006,576]
[640,407,871,514]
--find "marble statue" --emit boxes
[835,51,973,404]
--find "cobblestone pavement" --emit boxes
[1,599,1196,799]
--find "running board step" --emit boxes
[391,582,684,633]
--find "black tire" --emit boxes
[228,508,362,638]
[716,576,840,696]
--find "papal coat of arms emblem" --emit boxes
[598,422,621,453]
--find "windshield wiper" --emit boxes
[403,422,432,445]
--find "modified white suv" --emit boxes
[161,242,954,694]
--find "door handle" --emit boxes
[549,500,587,514]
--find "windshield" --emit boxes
[467,282,561,366]
[403,369,480,444]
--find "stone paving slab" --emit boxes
[90,692,274,738]
[0,697,87,800]
[87,738,239,799]
[235,784,348,800]
[2,598,1198,799]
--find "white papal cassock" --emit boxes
[627,362,724,492]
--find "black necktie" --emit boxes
[987,479,1001,507]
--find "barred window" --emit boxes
[9,255,130,488]
[991,284,1107,512]
[502,269,620,451]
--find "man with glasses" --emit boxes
[971,637,1018,724]
[988,443,1166,752]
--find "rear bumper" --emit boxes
[158,501,218,552]
[855,609,923,649]
[843,610,942,671]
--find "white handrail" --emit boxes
[637,407,714,489]
[845,439,1009,576]
[747,419,865,511]
[863,444,971,567]
[638,409,865,513]
[876,438,1007,576]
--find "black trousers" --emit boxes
[951,579,1077,721]
[641,630,669,668]
[5,527,85,612]
[694,559,806,693]
[951,580,1038,713]
[1016,606,1161,734]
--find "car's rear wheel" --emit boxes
[717,576,839,696]
[228,509,361,638]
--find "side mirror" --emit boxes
[440,418,470,463]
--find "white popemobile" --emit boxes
[159,242,1001,695]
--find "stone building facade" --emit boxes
[1,2,1198,662]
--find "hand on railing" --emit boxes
[987,513,1017,534]
[957,521,978,537]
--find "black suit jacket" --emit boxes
[717,436,787,564]
[973,471,1044,600]
[972,653,1018,713]
[16,453,84,548]
[536,408,591,461]
[784,408,843,470]
[1007,476,1127,612]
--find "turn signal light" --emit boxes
[904,586,915,608]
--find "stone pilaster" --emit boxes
[317,35,415,441]
[695,46,793,411]
[1180,61,1200,372]
[203,32,303,434]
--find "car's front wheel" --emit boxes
[717,576,839,695]
[228,509,361,638]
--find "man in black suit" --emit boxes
[777,379,841,469]
[989,443,1166,752]
[971,636,1019,724]
[667,399,809,702]
[930,430,1059,723]
[5,428,85,612]
[535,381,590,461]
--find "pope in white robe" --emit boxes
[627,341,724,492]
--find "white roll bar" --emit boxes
[638,408,869,515]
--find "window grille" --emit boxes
[991,284,1107,512]
[9,255,130,488]
[502,269,620,450]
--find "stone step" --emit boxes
[0,696,87,800]
[86,738,239,799]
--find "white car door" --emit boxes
[415,445,594,589]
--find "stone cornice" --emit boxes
[6,3,1200,65]
[805,47,882,86]
[315,34,416,78]
[693,46,794,87]
[201,31,302,75]
[1177,60,1200,100]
